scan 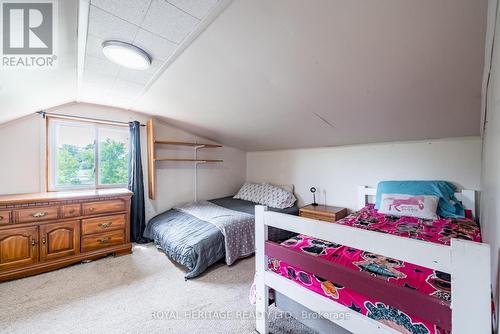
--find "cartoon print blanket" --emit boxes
[269,205,481,334]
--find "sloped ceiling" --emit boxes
[0,0,78,124]
[134,0,488,150]
[0,0,488,151]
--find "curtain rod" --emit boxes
[37,111,146,127]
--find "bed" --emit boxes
[144,195,299,279]
[255,186,491,334]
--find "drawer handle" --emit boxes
[69,209,75,214]
[31,239,36,246]
[32,212,47,218]
[88,207,95,212]
[97,236,111,244]
[98,222,112,228]
[0,215,3,220]
[42,237,46,244]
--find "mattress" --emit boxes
[210,196,300,216]
[269,204,481,334]
[144,196,298,279]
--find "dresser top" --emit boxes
[0,188,133,205]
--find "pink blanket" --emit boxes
[269,205,481,334]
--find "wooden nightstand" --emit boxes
[299,204,348,223]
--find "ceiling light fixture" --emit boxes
[102,40,151,70]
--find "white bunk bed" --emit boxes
[255,186,491,334]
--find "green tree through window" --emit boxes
[99,138,128,184]
[52,120,129,189]
[57,144,84,185]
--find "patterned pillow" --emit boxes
[264,183,294,194]
[234,182,296,209]
[378,193,439,220]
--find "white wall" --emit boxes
[247,138,482,210]
[0,103,247,222]
[481,0,500,322]
[0,115,44,194]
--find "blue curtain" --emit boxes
[128,121,149,243]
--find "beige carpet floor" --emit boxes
[0,244,315,334]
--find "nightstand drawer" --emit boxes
[299,205,347,223]
[300,211,336,222]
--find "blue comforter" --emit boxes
[144,196,298,279]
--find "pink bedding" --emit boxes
[269,204,482,334]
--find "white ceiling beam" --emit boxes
[76,0,90,101]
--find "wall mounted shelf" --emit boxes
[146,119,223,200]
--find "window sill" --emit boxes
[47,185,129,193]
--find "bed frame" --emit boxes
[255,186,490,334]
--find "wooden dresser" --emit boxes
[0,189,132,282]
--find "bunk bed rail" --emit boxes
[255,188,490,334]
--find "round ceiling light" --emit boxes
[102,40,151,70]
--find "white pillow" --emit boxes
[234,182,296,209]
[378,193,439,220]
[263,183,294,194]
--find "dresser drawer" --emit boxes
[62,204,81,218]
[14,206,59,223]
[81,230,125,252]
[0,211,11,226]
[81,214,126,235]
[82,200,126,216]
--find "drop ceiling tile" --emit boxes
[88,5,138,42]
[142,0,199,44]
[106,97,136,109]
[81,79,142,109]
[79,91,107,105]
[80,72,115,101]
[91,0,152,26]
[85,34,105,59]
[134,29,177,62]
[83,91,134,109]
[80,86,111,100]
[83,70,116,87]
[117,70,152,86]
[85,54,121,77]
[167,0,219,19]
[112,80,144,99]
[117,61,161,85]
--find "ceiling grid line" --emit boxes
[90,2,180,45]
[80,0,224,109]
[165,1,203,21]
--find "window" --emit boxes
[47,118,129,191]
